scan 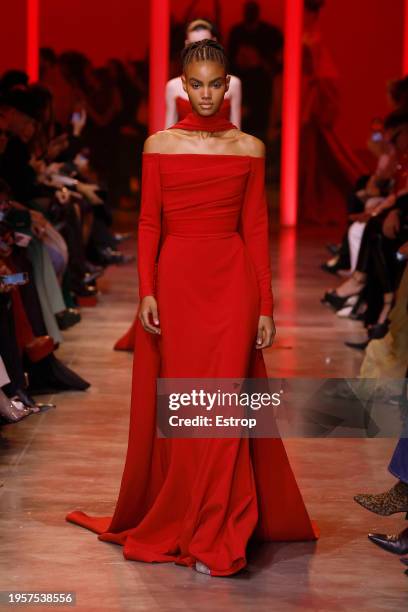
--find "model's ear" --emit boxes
[225,74,231,93]
[181,73,187,93]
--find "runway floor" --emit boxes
[1,221,407,611]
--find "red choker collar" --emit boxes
[170,111,237,133]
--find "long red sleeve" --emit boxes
[137,153,162,300]
[239,156,274,317]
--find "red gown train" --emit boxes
[67,117,318,575]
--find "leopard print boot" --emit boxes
[354,481,408,516]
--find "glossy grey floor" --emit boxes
[1,226,406,611]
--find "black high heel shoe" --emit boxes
[368,527,408,555]
[322,290,362,311]
[56,308,81,330]
[321,256,342,276]
[367,321,389,340]
[344,339,370,351]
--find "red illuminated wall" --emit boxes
[40,0,149,64]
[320,0,404,150]
[170,0,284,41]
[1,1,405,152]
[0,1,27,75]
[170,0,404,150]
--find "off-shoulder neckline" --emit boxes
[142,152,264,160]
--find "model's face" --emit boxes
[182,60,230,116]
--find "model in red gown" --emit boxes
[67,48,318,573]
[113,101,231,353]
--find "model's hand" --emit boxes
[139,296,161,335]
[256,315,275,349]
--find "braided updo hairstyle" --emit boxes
[181,39,229,74]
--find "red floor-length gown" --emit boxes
[67,112,318,576]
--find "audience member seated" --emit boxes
[0,48,146,424]
[321,89,408,354]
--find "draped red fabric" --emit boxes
[169,110,237,133]
[175,96,231,122]
[68,144,318,576]
[113,321,137,351]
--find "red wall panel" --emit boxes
[320,0,404,149]
[40,0,149,64]
[2,1,404,152]
[170,0,404,149]
[0,1,27,75]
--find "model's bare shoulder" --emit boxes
[143,131,177,154]
[236,132,265,158]
[143,133,161,153]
